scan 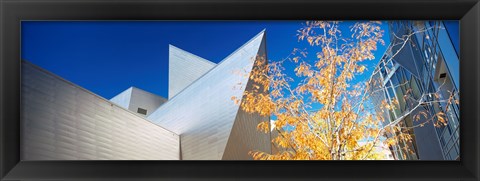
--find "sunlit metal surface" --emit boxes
[168,45,216,99]
[21,62,180,160]
[148,31,267,160]
[110,87,167,117]
[21,31,270,160]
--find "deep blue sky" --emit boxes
[22,21,391,99]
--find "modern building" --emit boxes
[110,86,167,117]
[21,31,272,160]
[369,21,460,160]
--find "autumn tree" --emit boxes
[233,21,459,160]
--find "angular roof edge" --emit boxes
[166,30,266,101]
[168,44,217,66]
[21,60,179,136]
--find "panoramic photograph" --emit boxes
[21,20,459,160]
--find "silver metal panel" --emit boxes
[168,45,216,99]
[110,87,167,117]
[109,87,132,109]
[21,62,180,160]
[221,102,271,160]
[270,129,281,154]
[222,35,271,160]
[148,31,266,160]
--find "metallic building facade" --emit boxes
[168,45,216,99]
[369,21,460,160]
[147,31,270,160]
[21,62,180,160]
[110,86,168,117]
[21,31,271,160]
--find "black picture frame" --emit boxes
[1,0,479,180]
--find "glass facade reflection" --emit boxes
[369,21,460,160]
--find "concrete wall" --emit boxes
[21,61,180,160]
